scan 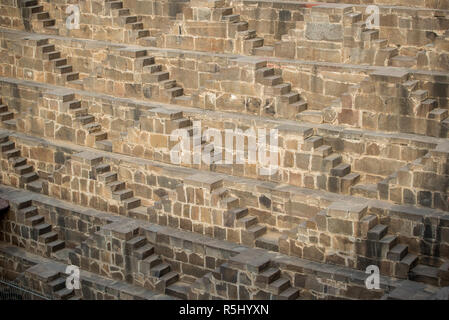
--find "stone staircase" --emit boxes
[137,51,193,106]
[92,161,143,215]
[203,0,267,55]
[257,265,300,300]
[105,0,153,43]
[63,95,112,151]
[47,274,80,300]
[0,134,45,193]
[20,0,57,34]
[343,9,422,68]
[16,199,66,257]
[364,215,449,286]
[0,97,16,130]
[254,64,309,120]
[34,38,81,87]
[125,234,191,299]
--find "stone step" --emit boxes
[277,287,300,300]
[410,264,440,286]
[92,131,108,142]
[2,119,17,130]
[55,65,72,74]
[48,277,66,292]
[246,224,267,239]
[166,280,190,299]
[40,44,55,53]
[26,5,43,14]
[136,30,150,39]
[34,223,52,235]
[0,105,7,113]
[128,206,149,220]
[259,267,281,283]
[77,115,95,125]
[255,231,280,252]
[39,231,58,243]
[83,122,101,133]
[222,14,240,23]
[53,58,67,67]
[20,172,39,184]
[20,205,38,219]
[143,255,162,268]
[26,214,44,226]
[44,51,61,60]
[146,71,169,82]
[96,140,112,152]
[368,224,388,241]
[428,108,448,121]
[0,112,14,121]
[94,163,110,174]
[246,37,264,48]
[165,87,184,98]
[3,148,21,158]
[106,180,125,192]
[68,107,88,117]
[313,145,333,157]
[150,262,170,277]
[42,19,56,27]
[281,92,300,104]
[160,79,177,89]
[133,243,154,260]
[236,215,258,229]
[98,172,118,183]
[228,207,248,220]
[54,288,74,300]
[387,244,408,261]
[220,197,239,209]
[125,22,144,30]
[126,235,147,252]
[260,75,283,86]
[112,188,134,201]
[65,72,79,82]
[268,278,290,295]
[330,163,351,177]
[123,197,141,210]
[33,11,48,20]
[26,179,43,193]
[160,271,179,287]
[47,240,65,252]
[0,141,15,152]
[122,15,138,24]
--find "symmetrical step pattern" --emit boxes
[48,275,79,300]
[21,0,57,32]
[65,96,112,151]
[105,0,154,43]
[255,64,310,120]
[210,1,267,55]
[0,134,45,193]
[17,199,66,256]
[35,39,80,84]
[257,266,300,300]
[126,235,190,299]
[136,50,193,106]
[364,216,447,286]
[93,160,143,214]
[343,10,420,68]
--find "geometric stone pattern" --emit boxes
[0,0,448,300]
